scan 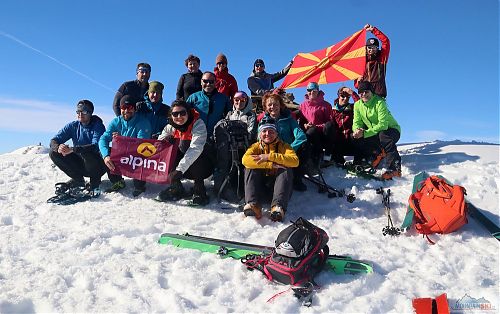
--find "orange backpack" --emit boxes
[408,176,468,238]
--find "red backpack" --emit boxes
[408,176,468,240]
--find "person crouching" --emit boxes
[242,116,299,222]
[156,100,214,205]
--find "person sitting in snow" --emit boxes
[135,81,170,139]
[224,91,257,142]
[329,86,360,166]
[242,116,299,222]
[296,82,336,169]
[99,95,152,196]
[258,93,309,191]
[352,81,401,180]
[156,100,214,206]
[49,100,107,194]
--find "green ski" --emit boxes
[158,232,373,275]
[401,171,428,229]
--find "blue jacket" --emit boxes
[99,114,152,157]
[136,97,170,137]
[186,90,231,135]
[263,110,307,152]
[50,115,105,154]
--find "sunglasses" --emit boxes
[137,67,150,73]
[358,90,370,95]
[171,110,187,117]
[120,104,135,111]
[307,89,317,93]
[202,79,215,84]
[255,64,264,68]
[339,93,350,98]
[76,110,90,115]
[216,62,226,65]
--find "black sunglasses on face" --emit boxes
[171,110,187,117]
[202,79,215,84]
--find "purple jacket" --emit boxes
[297,91,332,132]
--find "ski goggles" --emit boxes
[76,110,91,115]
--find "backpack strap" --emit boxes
[424,176,453,199]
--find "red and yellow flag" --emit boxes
[280,30,366,89]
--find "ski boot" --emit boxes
[105,179,126,193]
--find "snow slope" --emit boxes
[0,141,498,313]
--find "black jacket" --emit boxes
[112,80,149,116]
[176,70,203,100]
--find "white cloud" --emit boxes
[415,130,447,142]
[0,97,115,133]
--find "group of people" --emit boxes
[50,24,401,222]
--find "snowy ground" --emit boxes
[0,141,498,313]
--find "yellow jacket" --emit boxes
[242,139,299,172]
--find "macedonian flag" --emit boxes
[280,29,366,89]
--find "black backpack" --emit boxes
[213,119,250,202]
[243,217,330,286]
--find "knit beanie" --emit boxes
[254,59,265,67]
[258,116,277,134]
[148,81,164,94]
[366,37,379,48]
[216,53,228,64]
[357,81,373,93]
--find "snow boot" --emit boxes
[191,180,209,206]
[243,203,262,219]
[105,179,126,193]
[156,180,185,202]
[270,205,285,222]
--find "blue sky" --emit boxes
[0,0,498,153]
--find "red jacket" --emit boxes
[296,91,332,132]
[214,67,238,98]
[355,27,390,98]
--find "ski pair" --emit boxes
[158,232,373,275]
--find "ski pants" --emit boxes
[50,150,107,187]
[244,167,294,211]
[353,128,401,170]
[174,143,214,182]
[305,122,336,159]
[293,142,311,180]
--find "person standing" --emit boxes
[355,24,390,98]
[136,81,170,139]
[176,54,203,100]
[214,53,238,100]
[186,71,232,136]
[112,63,151,116]
[50,100,107,193]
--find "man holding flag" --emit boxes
[99,95,152,196]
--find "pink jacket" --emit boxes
[297,91,332,132]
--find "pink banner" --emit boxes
[110,135,177,184]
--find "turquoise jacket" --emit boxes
[263,111,307,152]
[186,90,231,135]
[352,95,400,138]
[99,114,152,157]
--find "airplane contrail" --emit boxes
[0,30,115,93]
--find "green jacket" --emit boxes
[352,95,400,138]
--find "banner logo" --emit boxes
[137,142,157,157]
